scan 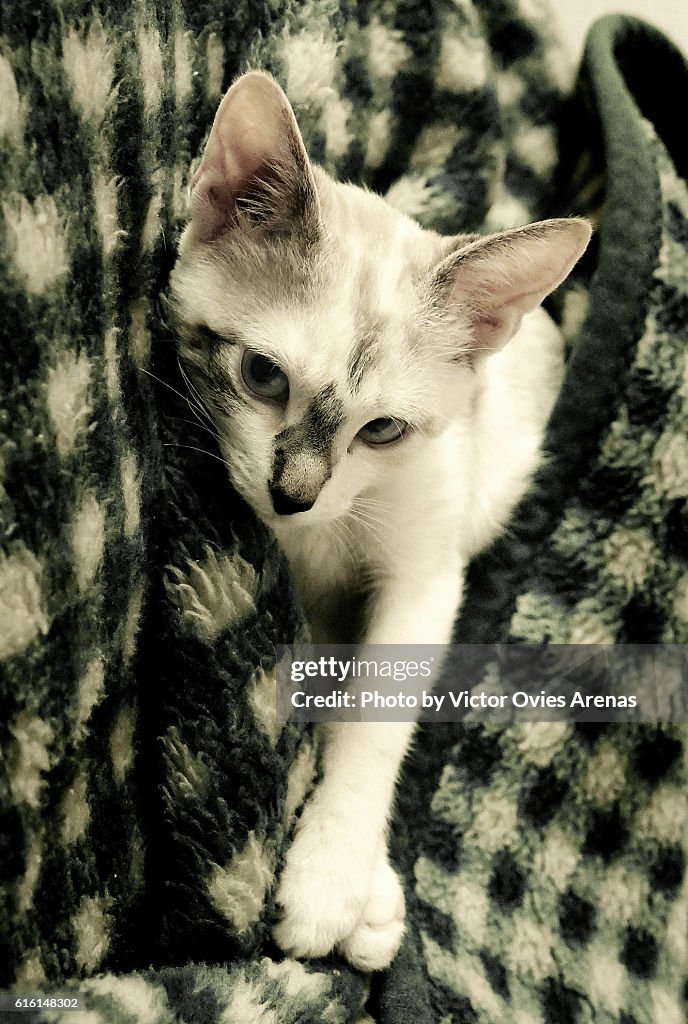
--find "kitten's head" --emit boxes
[170,71,590,527]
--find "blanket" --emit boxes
[0,0,686,1021]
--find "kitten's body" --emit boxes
[170,70,590,971]
[275,305,564,646]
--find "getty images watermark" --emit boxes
[275,644,688,723]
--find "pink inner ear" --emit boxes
[469,305,520,353]
[189,72,305,242]
[442,219,592,353]
[194,124,265,204]
[472,308,501,328]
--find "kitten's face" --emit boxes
[169,71,590,528]
[171,171,471,526]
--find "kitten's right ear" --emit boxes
[432,218,592,355]
[188,70,320,243]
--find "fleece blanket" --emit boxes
[0,0,687,1021]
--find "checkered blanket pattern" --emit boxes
[403,27,688,1021]
[0,0,686,1021]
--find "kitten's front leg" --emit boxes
[274,567,463,970]
[273,719,413,970]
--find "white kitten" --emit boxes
[170,71,591,972]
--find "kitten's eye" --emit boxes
[241,350,289,402]
[357,417,408,446]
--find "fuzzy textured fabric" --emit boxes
[0,3,686,1024]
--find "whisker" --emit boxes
[350,498,394,527]
[178,357,214,425]
[339,518,359,558]
[333,519,358,567]
[168,415,221,442]
[349,508,386,530]
[330,527,347,564]
[177,369,216,429]
[141,366,212,432]
[352,494,394,510]
[140,367,199,407]
[347,501,409,548]
[346,510,388,543]
[352,497,392,514]
[162,442,232,471]
[139,364,218,440]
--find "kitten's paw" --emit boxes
[273,814,374,959]
[338,857,405,972]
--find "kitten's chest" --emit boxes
[276,522,369,643]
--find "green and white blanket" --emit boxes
[1,1,687,1021]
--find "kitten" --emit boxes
[170,70,591,972]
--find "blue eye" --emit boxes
[241,350,289,402]
[357,417,408,446]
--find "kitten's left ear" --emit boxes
[434,218,592,354]
[189,70,320,243]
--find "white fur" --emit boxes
[170,71,591,970]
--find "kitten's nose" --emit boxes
[269,486,314,516]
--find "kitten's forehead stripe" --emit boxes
[348,259,386,393]
[347,326,380,394]
[306,384,344,442]
[275,385,343,450]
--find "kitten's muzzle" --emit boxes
[269,484,314,516]
[269,445,331,516]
